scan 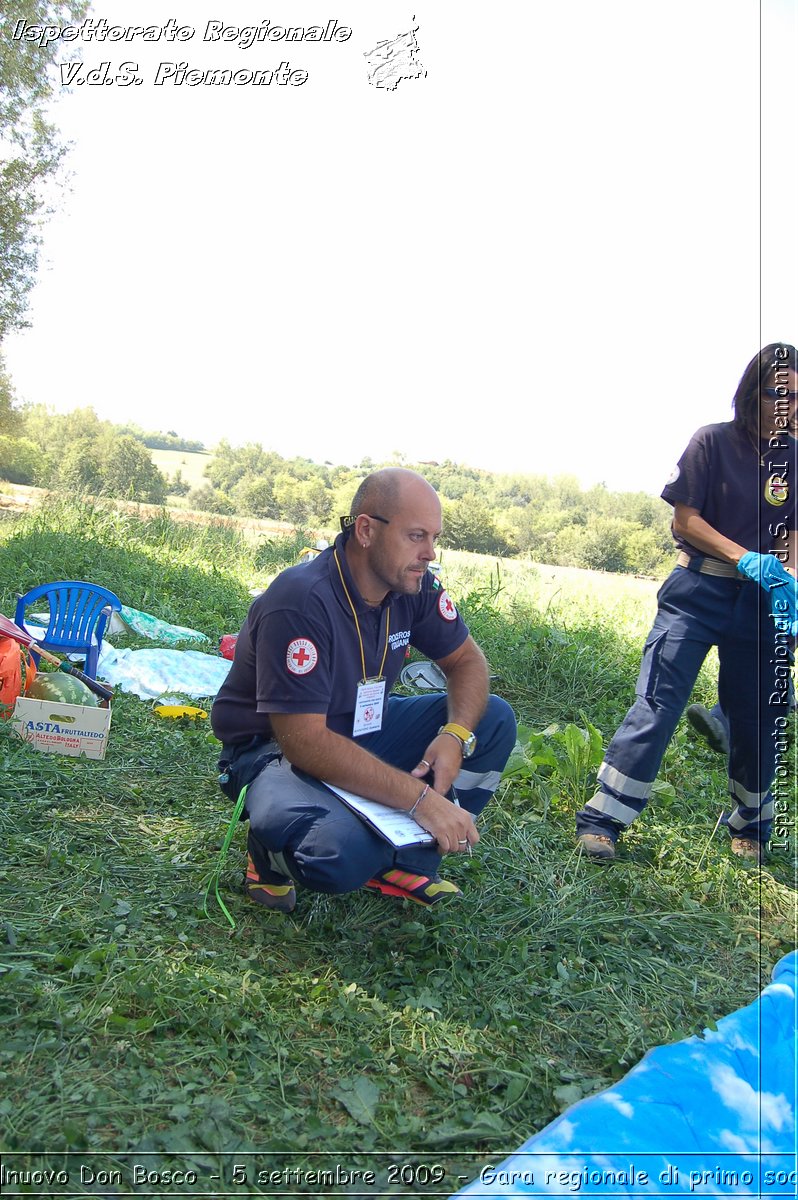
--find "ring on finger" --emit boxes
[420,759,431,769]
[458,839,468,845]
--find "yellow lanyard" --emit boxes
[333,549,390,683]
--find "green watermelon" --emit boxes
[27,670,100,707]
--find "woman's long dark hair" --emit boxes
[732,343,797,438]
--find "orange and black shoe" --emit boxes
[244,854,296,913]
[363,868,462,906]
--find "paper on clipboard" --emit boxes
[324,784,435,848]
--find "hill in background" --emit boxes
[0,405,675,575]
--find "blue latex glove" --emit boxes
[737,551,798,636]
[737,551,792,588]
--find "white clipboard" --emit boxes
[324,783,435,848]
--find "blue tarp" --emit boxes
[453,952,797,1197]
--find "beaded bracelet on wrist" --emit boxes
[408,783,430,819]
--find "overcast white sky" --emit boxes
[3,0,797,494]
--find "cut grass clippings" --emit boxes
[0,497,795,1197]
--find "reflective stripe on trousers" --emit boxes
[576,567,784,844]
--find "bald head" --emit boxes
[345,469,442,601]
[350,468,439,522]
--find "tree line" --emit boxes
[0,400,169,504]
[1,5,672,575]
[0,395,675,575]
[196,441,674,574]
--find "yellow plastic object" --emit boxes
[153,704,208,720]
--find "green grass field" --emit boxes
[0,498,795,1197]
[149,448,215,494]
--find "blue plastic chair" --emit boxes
[15,581,122,680]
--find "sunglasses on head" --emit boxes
[339,513,390,531]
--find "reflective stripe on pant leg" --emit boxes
[452,695,517,816]
[586,758,652,825]
[373,692,516,875]
[576,574,718,838]
[366,693,517,816]
[579,650,705,832]
[726,793,775,832]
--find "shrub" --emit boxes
[0,434,43,485]
[187,483,236,514]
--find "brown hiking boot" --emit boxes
[577,833,616,860]
[730,837,765,864]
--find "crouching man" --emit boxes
[210,468,517,912]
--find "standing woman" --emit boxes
[576,343,798,863]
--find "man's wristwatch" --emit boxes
[438,723,477,758]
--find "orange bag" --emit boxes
[0,636,36,719]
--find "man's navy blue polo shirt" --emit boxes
[211,532,469,746]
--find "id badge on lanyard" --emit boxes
[332,548,391,738]
[353,678,386,736]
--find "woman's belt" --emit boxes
[676,551,744,579]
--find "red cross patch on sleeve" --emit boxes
[438,591,458,621]
[286,638,318,674]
